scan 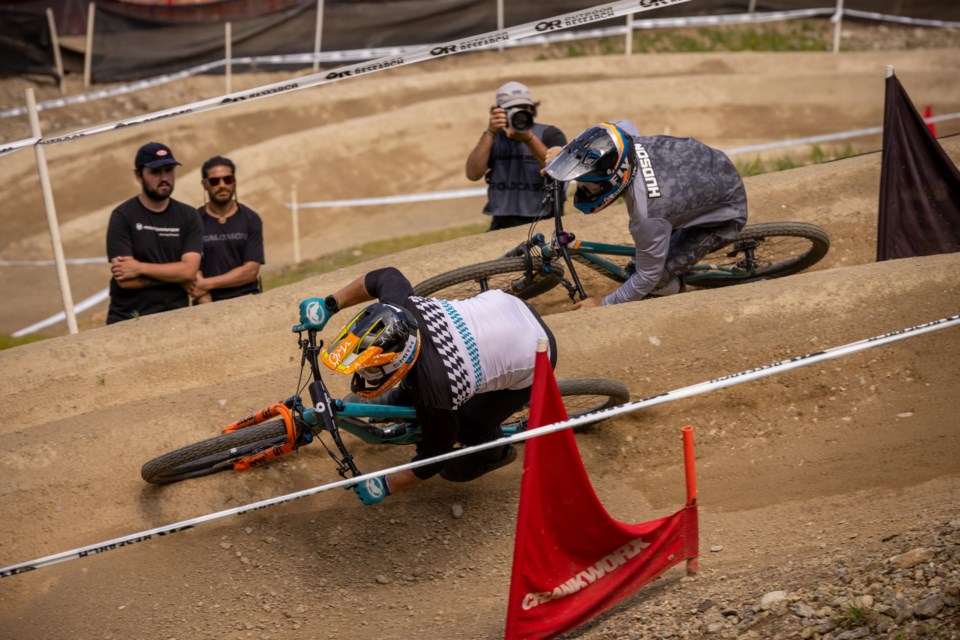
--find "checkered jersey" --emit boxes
[409,296,481,409]
[408,290,547,411]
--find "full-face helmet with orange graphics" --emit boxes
[544,122,636,215]
[321,302,420,399]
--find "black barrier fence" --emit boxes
[0,8,59,80]
[3,0,959,82]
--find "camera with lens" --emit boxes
[505,107,534,133]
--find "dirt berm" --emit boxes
[1,159,958,638]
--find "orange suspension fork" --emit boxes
[222,403,299,472]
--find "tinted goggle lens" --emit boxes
[578,179,612,196]
[358,366,385,382]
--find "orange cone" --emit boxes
[924,105,937,137]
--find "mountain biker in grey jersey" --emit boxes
[544,119,747,308]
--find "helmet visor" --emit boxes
[545,145,597,182]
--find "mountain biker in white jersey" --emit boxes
[544,120,748,308]
[293,267,557,505]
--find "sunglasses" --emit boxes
[206,175,235,187]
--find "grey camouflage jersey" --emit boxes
[604,120,747,305]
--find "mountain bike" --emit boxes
[140,328,629,485]
[413,178,830,302]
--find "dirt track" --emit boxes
[1,45,959,640]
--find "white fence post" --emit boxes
[497,0,504,51]
[625,14,634,55]
[225,22,232,94]
[83,1,95,87]
[45,8,66,95]
[313,0,325,72]
[26,88,79,335]
[832,0,844,54]
[291,185,301,265]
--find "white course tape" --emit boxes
[0,257,106,266]
[294,186,486,208]
[11,287,109,337]
[6,5,957,123]
[285,114,960,209]
[0,7,831,121]
[844,9,960,28]
[723,112,960,156]
[0,0,694,158]
[1,313,956,578]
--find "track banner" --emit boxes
[504,343,698,640]
[877,73,960,261]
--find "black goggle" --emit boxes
[577,180,613,196]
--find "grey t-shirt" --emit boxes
[484,122,567,218]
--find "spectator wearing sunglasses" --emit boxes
[189,156,265,303]
[105,142,203,324]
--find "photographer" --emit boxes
[465,81,567,231]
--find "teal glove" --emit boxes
[292,297,333,333]
[353,476,391,505]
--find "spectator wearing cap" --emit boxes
[188,156,265,304]
[105,142,203,324]
[465,81,567,231]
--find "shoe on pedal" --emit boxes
[440,444,517,483]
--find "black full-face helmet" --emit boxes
[544,122,636,214]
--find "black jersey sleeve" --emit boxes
[410,403,459,479]
[363,267,415,306]
[105,207,133,260]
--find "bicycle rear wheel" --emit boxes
[412,256,563,301]
[500,378,630,434]
[141,420,291,484]
[689,221,830,288]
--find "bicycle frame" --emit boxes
[515,178,767,300]
[220,330,421,479]
[220,329,544,479]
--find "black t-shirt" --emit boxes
[197,203,265,301]
[105,196,203,324]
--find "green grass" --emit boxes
[636,22,833,53]
[261,223,487,291]
[735,144,857,177]
[0,333,48,351]
[835,604,870,629]
[536,21,834,59]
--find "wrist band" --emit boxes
[324,294,339,313]
[483,130,495,138]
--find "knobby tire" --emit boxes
[141,420,290,484]
[692,221,830,287]
[501,378,630,433]
[412,256,563,301]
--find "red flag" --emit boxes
[923,105,937,137]
[505,346,698,640]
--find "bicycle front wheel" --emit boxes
[141,420,291,484]
[690,221,830,288]
[500,378,630,434]
[413,256,563,301]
